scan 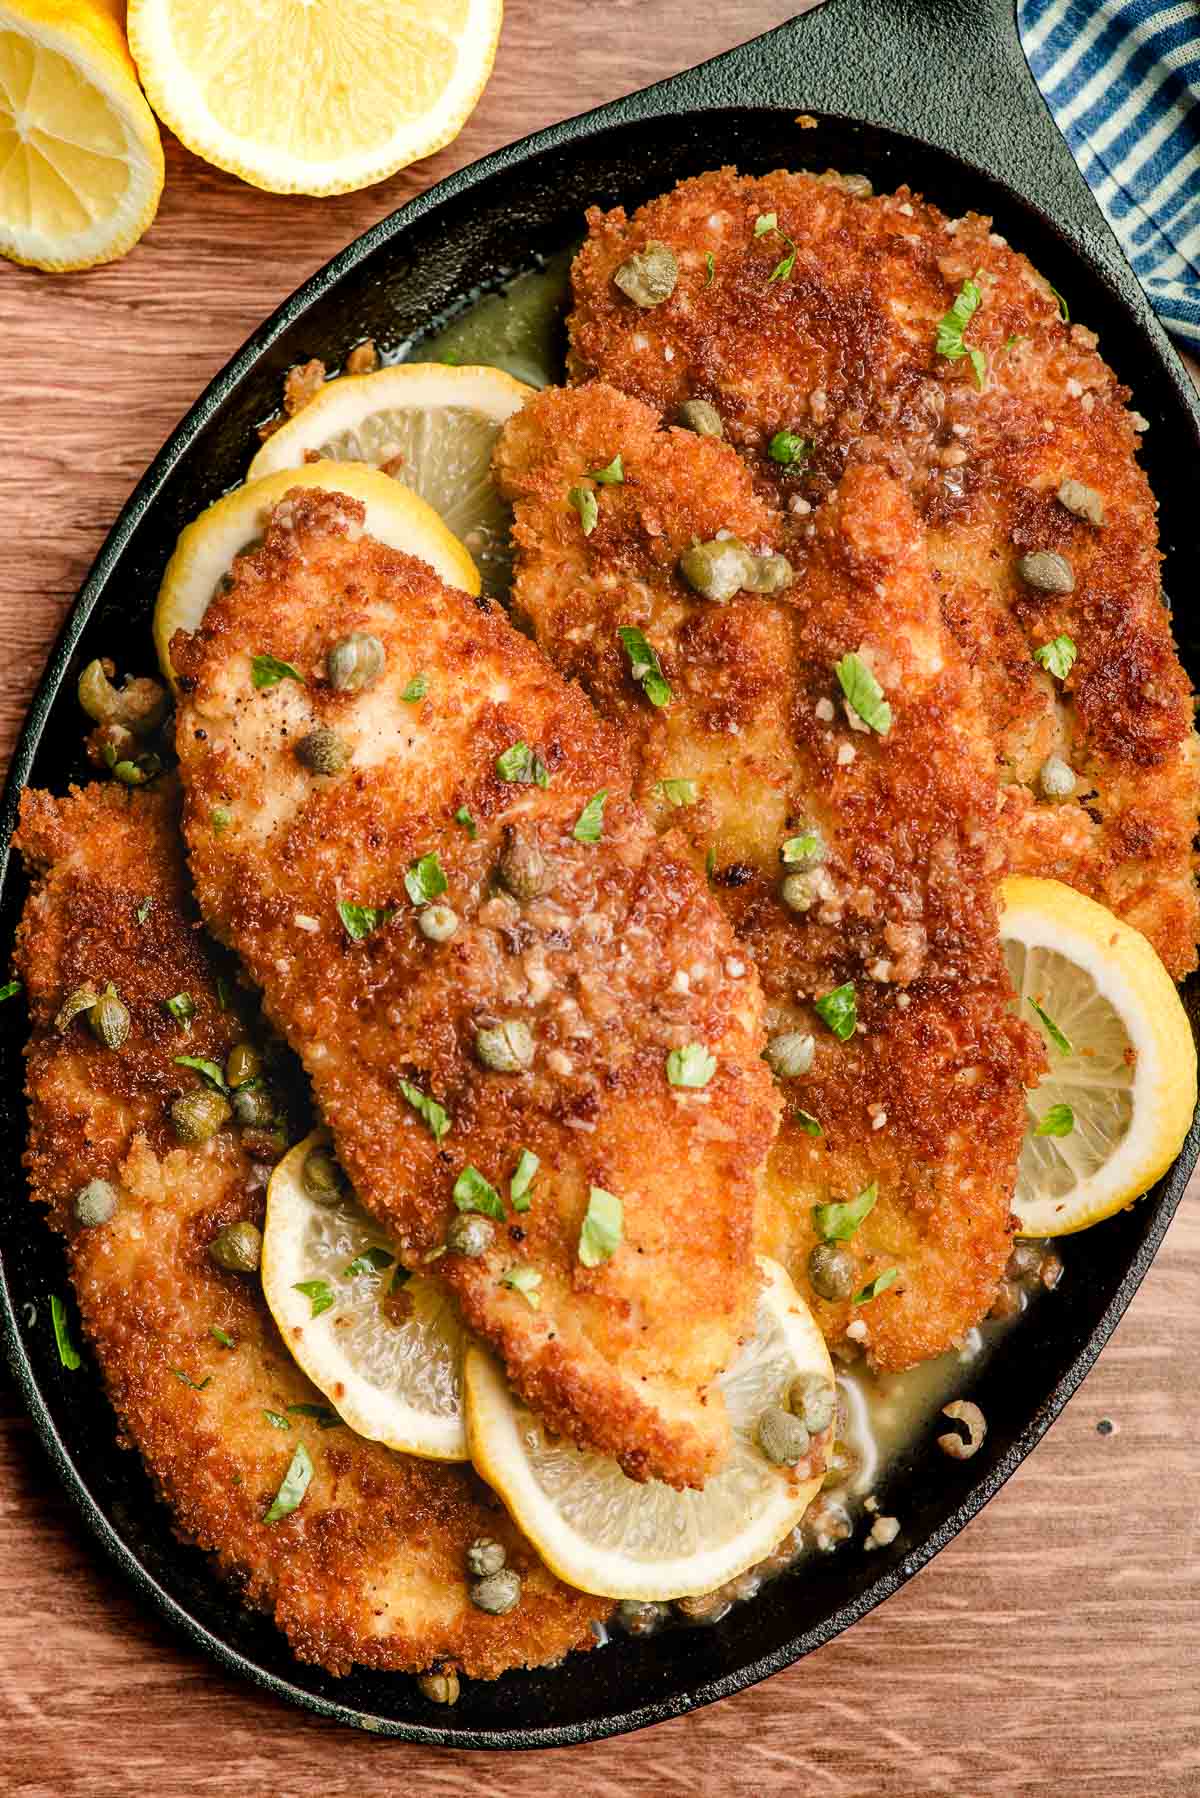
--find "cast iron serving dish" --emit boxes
[1,0,1197,1748]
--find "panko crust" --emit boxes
[14,779,609,1679]
[172,486,780,1489]
[495,382,1042,1371]
[568,166,1200,975]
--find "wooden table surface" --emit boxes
[1,5,1197,1794]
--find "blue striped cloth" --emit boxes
[1018,0,1200,346]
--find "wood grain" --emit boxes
[1,5,1197,1793]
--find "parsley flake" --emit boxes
[814,983,857,1040]
[454,805,478,838]
[404,852,448,907]
[835,652,892,734]
[936,278,987,386]
[164,992,195,1030]
[250,654,304,690]
[655,778,698,807]
[769,430,812,466]
[398,1078,451,1142]
[264,1441,313,1523]
[263,1410,292,1430]
[814,1182,878,1242]
[211,808,232,835]
[768,240,797,284]
[572,790,608,844]
[1033,635,1077,681]
[853,1267,900,1305]
[135,898,153,926]
[795,1109,823,1136]
[0,978,20,1004]
[1035,1103,1075,1137]
[50,1294,80,1370]
[782,830,822,865]
[754,212,777,236]
[210,1327,235,1349]
[286,1403,341,1429]
[1048,283,1069,323]
[344,1245,395,1279]
[495,741,549,787]
[1028,999,1073,1056]
[400,673,428,702]
[589,455,624,484]
[216,976,232,1011]
[174,1055,228,1090]
[337,901,393,941]
[293,1279,335,1318]
[171,1368,211,1391]
[666,1043,717,1089]
[510,1148,539,1213]
[453,1164,505,1221]
[705,252,715,285]
[501,1265,542,1308]
[568,485,599,535]
[579,1186,623,1268]
[618,625,672,707]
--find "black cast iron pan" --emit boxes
[1,0,1197,1749]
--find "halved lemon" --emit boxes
[152,458,480,684]
[1,0,164,271]
[262,1133,467,1461]
[247,363,534,597]
[464,1257,833,1601]
[1001,876,1197,1237]
[127,0,502,197]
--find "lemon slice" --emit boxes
[0,0,163,271]
[152,458,480,685]
[127,0,501,197]
[1001,876,1197,1237]
[262,1133,467,1460]
[464,1257,833,1601]
[247,364,534,597]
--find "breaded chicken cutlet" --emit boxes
[494,383,1042,1369]
[568,167,1200,976]
[172,485,780,1490]
[13,779,610,1678]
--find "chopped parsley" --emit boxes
[263,1410,291,1430]
[454,805,478,838]
[814,983,857,1041]
[495,741,549,787]
[853,1267,900,1305]
[337,901,393,941]
[250,653,304,690]
[344,1246,395,1279]
[935,277,987,389]
[286,1403,341,1429]
[264,1441,313,1523]
[501,1265,542,1308]
[211,808,232,834]
[1028,999,1072,1056]
[174,1054,228,1090]
[753,211,796,283]
[404,852,448,907]
[589,455,624,484]
[1048,283,1069,323]
[171,1368,211,1391]
[400,673,428,702]
[135,898,153,926]
[293,1279,335,1318]
[705,846,717,881]
[568,485,599,536]
[782,830,822,865]
[618,625,672,707]
[705,252,715,285]
[164,992,195,1029]
[754,212,778,236]
[0,978,20,1004]
[510,1148,539,1213]
[572,790,608,844]
[666,1043,717,1089]
[655,778,698,807]
[835,652,892,734]
[795,1109,823,1136]
[1035,1103,1075,1137]
[768,430,812,466]
[453,1164,505,1221]
[398,1078,451,1142]
[210,1327,235,1349]
[813,1182,878,1242]
[1033,635,1077,681]
[50,1294,80,1370]
[216,976,232,1011]
[579,1186,623,1268]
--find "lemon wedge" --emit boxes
[261,1133,467,1461]
[0,0,163,271]
[464,1257,834,1601]
[247,363,534,597]
[127,0,501,197]
[1001,876,1197,1237]
[152,458,480,684]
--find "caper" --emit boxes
[475,1018,535,1072]
[226,1042,262,1089]
[447,1212,495,1258]
[419,903,459,944]
[808,1242,856,1301]
[470,1569,522,1615]
[302,1147,343,1203]
[73,1178,118,1228]
[764,1031,815,1079]
[465,1536,507,1577]
[613,240,678,308]
[91,723,137,769]
[295,727,349,776]
[232,1083,276,1128]
[326,632,386,693]
[679,537,755,602]
[496,825,547,901]
[416,1670,460,1705]
[209,1220,263,1273]
[678,399,724,438]
[77,658,168,735]
[89,984,130,1051]
[55,983,99,1033]
[111,752,162,787]
[745,551,795,594]
[1017,549,1074,593]
[1057,479,1104,526]
[1039,754,1076,799]
[171,1089,233,1144]
[788,1371,836,1434]
[781,871,819,913]
[757,1403,810,1466]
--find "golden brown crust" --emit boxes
[13,779,610,1678]
[172,486,780,1488]
[568,166,1200,975]
[495,382,1043,1370]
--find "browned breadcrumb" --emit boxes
[344,339,379,375]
